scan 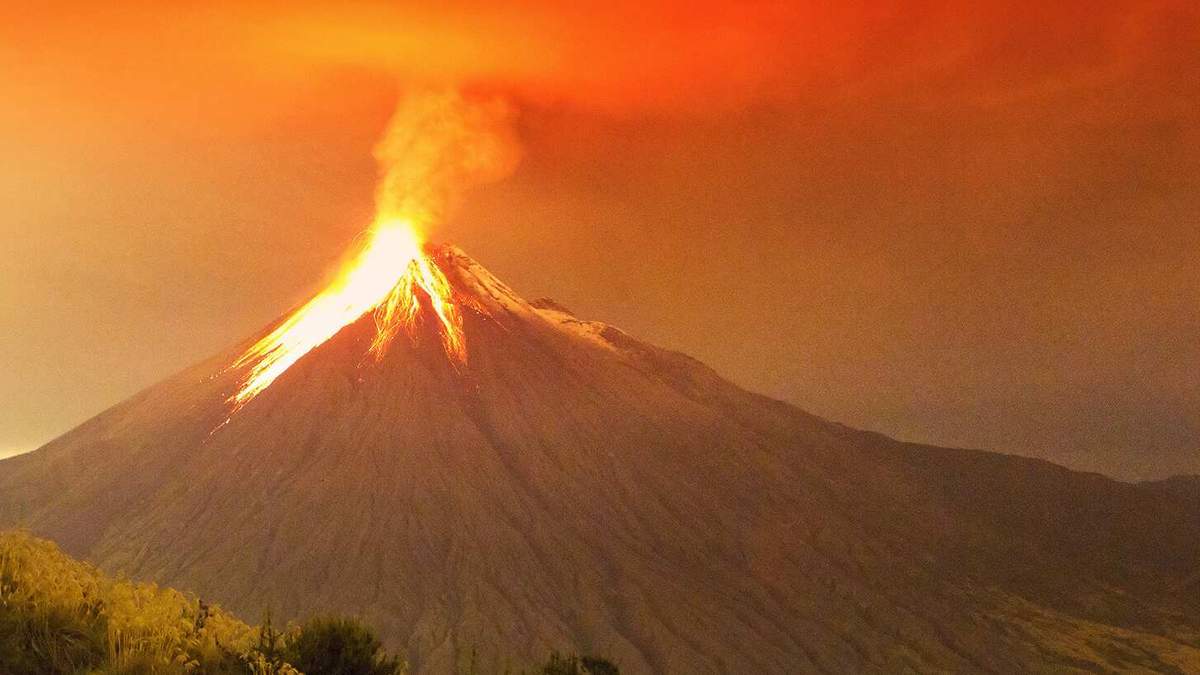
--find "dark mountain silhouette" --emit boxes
[2,246,1197,673]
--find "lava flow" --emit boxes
[228,219,464,409]
[225,89,518,413]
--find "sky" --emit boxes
[1,1,1197,479]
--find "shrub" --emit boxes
[540,651,620,675]
[1,531,616,675]
[284,615,406,675]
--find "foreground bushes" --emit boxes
[0,531,615,674]
[0,530,282,674]
[0,531,411,674]
[275,616,403,675]
[539,652,620,675]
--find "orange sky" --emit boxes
[2,1,1198,477]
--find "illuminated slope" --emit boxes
[230,221,464,410]
[1,247,1198,674]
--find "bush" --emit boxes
[284,616,406,675]
[0,530,280,674]
[540,651,620,675]
[1,531,617,675]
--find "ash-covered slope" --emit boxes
[1,247,1198,673]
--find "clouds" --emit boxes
[5,1,1195,127]
[251,1,1198,114]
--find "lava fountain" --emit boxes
[227,89,519,411]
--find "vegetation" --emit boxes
[0,530,295,674]
[284,617,403,675]
[0,531,616,674]
[538,652,619,675]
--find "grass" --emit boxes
[0,530,618,674]
[0,529,275,673]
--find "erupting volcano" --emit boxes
[2,91,1198,674]
[229,88,517,412]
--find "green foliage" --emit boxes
[240,610,302,675]
[539,651,620,675]
[284,616,406,675]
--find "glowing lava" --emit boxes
[228,218,464,410]
[225,88,517,413]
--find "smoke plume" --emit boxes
[372,89,521,233]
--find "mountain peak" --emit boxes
[426,243,633,360]
[436,243,535,317]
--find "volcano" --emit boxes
[1,246,1197,673]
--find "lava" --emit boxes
[228,219,464,410]
[225,89,517,413]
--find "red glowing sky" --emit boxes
[1,2,1197,478]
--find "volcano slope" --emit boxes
[1,246,1198,673]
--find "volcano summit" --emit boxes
[1,247,1198,673]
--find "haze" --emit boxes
[1,1,1197,479]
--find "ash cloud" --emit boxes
[372,89,520,230]
[255,1,1199,116]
